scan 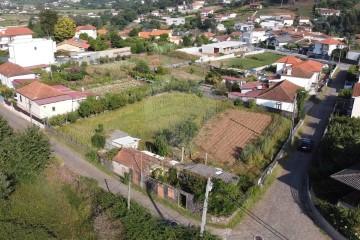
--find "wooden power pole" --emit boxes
[200,177,213,236]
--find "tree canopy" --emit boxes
[54,17,76,42]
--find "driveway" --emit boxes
[226,64,348,240]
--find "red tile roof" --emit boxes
[12,79,39,87]
[240,82,263,89]
[97,29,108,35]
[138,29,172,39]
[203,32,215,38]
[353,83,360,97]
[76,24,96,31]
[277,56,302,64]
[294,60,324,72]
[113,148,161,175]
[258,80,301,103]
[0,26,33,37]
[52,85,91,99]
[16,81,66,101]
[0,62,34,77]
[58,38,90,49]
[228,89,264,98]
[319,38,343,45]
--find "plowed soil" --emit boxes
[195,109,272,164]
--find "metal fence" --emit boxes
[46,126,91,153]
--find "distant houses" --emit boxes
[57,38,90,53]
[75,24,97,39]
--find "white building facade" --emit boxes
[8,38,56,68]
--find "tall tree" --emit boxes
[0,115,12,143]
[38,9,59,36]
[54,17,76,42]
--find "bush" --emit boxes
[67,111,79,123]
[234,98,243,106]
[346,65,358,82]
[154,134,171,156]
[248,99,256,108]
[133,60,150,74]
[338,89,352,99]
[49,114,67,126]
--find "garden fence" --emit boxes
[46,126,91,153]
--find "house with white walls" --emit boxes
[8,38,56,69]
[241,28,268,44]
[105,130,141,150]
[15,81,89,119]
[275,56,303,74]
[256,80,301,113]
[57,38,90,52]
[0,26,33,50]
[283,17,294,26]
[200,9,214,17]
[75,24,97,39]
[299,16,311,25]
[351,83,360,118]
[273,57,324,91]
[313,38,344,56]
[319,8,340,17]
[0,61,36,88]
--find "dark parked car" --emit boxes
[298,138,314,152]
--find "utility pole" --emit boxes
[128,171,132,211]
[200,177,213,237]
[290,92,297,138]
[181,147,185,163]
[205,153,208,165]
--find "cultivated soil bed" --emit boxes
[194,109,272,165]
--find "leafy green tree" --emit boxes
[78,99,92,117]
[54,17,76,42]
[154,134,171,156]
[134,60,150,73]
[182,35,191,46]
[159,33,169,42]
[338,89,352,99]
[205,72,222,85]
[38,9,59,36]
[231,82,240,92]
[109,31,122,48]
[296,90,307,119]
[169,118,199,147]
[0,115,13,143]
[4,126,51,181]
[91,124,106,149]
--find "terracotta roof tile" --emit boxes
[294,60,324,72]
[16,81,66,100]
[319,38,343,45]
[277,56,302,64]
[0,27,33,37]
[113,148,161,174]
[0,62,34,77]
[331,164,360,191]
[353,83,360,97]
[76,24,96,31]
[258,80,301,103]
[97,29,108,35]
[58,38,90,49]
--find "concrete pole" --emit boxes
[181,147,185,163]
[128,171,131,211]
[205,153,208,165]
[200,177,213,236]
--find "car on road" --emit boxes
[298,138,314,152]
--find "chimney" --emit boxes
[257,85,262,90]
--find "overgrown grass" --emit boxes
[57,92,231,148]
[212,53,283,69]
[0,165,97,239]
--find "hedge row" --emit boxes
[49,80,200,126]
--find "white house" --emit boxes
[319,8,340,17]
[243,28,268,44]
[216,24,226,32]
[191,1,203,10]
[274,57,324,91]
[249,2,263,9]
[283,17,294,26]
[201,9,214,17]
[351,83,360,118]
[0,26,33,50]
[8,38,56,69]
[16,82,89,119]
[201,41,246,54]
[75,25,97,39]
[166,7,176,12]
[313,38,344,56]
[151,10,160,17]
[299,16,311,25]
[0,61,36,88]
[276,56,303,74]
[165,17,185,26]
[256,80,301,112]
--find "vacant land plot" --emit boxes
[195,109,272,165]
[131,54,186,67]
[58,92,229,147]
[162,65,209,82]
[211,53,282,69]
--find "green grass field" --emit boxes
[212,53,283,70]
[57,92,230,148]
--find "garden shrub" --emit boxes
[248,99,256,108]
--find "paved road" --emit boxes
[227,64,348,240]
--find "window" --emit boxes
[19,95,22,102]
[52,107,55,111]
[275,102,282,110]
